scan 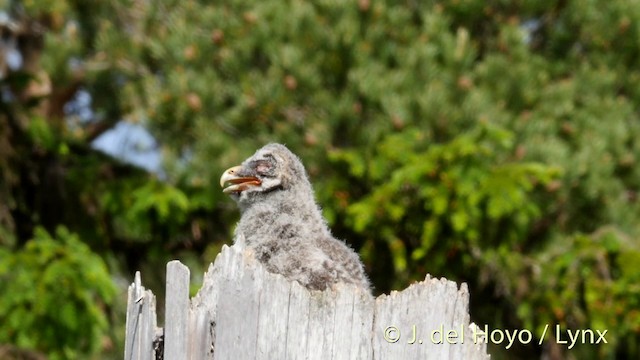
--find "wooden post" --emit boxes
[164,261,190,360]
[124,245,490,359]
[124,272,158,360]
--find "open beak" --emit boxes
[220,165,262,194]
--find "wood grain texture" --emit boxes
[125,245,490,359]
[125,272,158,360]
[164,261,190,360]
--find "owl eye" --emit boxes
[254,160,272,174]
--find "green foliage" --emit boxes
[0,226,116,359]
[26,116,55,150]
[128,181,189,223]
[517,229,640,358]
[335,123,561,285]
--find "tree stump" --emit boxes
[125,245,489,359]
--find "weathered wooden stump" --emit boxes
[125,245,489,359]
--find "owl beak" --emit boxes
[220,165,262,194]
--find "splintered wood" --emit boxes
[124,245,489,360]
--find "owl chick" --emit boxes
[220,143,370,292]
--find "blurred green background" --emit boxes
[1,0,639,359]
